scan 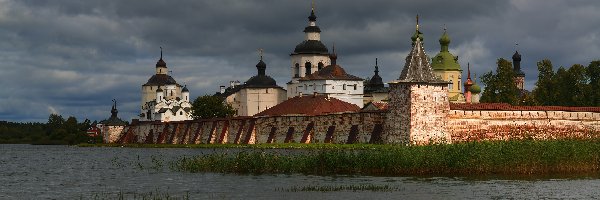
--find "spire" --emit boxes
[308,2,317,22]
[467,62,471,80]
[156,47,167,68]
[398,37,445,83]
[411,15,424,44]
[110,99,118,118]
[375,58,379,75]
[329,44,337,65]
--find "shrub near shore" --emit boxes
[171,139,600,176]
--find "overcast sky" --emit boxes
[1,0,599,122]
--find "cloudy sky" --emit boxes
[1,0,599,122]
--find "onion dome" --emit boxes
[512,50,525,76]
[439,31,450,46]
[512,51,522,62]
[156,58,166,67]
[367,58,384,89]
[431,28,461,71]
[308,9,317,21]
[469,83,481,94]
[156,87,163,92]
[182,85,189,92]
[245,58,277,88]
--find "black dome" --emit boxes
[293,40,329,54]
[182,85,189,92]
[512,51,522,61]
[156,58,166,67]
[144,74,177,86]
[245,75,277,88]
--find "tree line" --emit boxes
[480,58,600,107]
[0,114,100,144]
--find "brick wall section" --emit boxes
[117,112,385,144]
[448,109,600,142]
[115,107,600,144]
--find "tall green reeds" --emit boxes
[171,139,600,176]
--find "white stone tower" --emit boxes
[385,16,451,145]
[287,4,331,98]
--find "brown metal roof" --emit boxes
[254,95,360,117]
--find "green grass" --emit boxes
[170,139,600,176]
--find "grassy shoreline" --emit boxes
[169,139,600,176]
[81,140,600,176]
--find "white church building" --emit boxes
[286,7,363,107]
[139,50,193,122]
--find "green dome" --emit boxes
[439,31,450,45]
[431,30,461,71]
[470,84,481,94]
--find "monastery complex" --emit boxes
[99,6,600,145]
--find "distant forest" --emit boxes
[0,114,101,144]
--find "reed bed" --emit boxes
[171,139,600,176]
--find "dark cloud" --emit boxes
[1,0,599,122]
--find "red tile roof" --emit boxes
[450,103,600,112]
[362,101,388,111]
[254,95,360,117]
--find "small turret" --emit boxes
[182,85,190,102]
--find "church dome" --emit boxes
[293,40,329,54]
[182,85,189,92]
[156,58,166,67]
[244,59,278,88]
[144,74,178,86]
[431,29,461,71]
[512,51,522,61]
[470,84,481,94]
[439,31,450,45]
[245,75,277,87]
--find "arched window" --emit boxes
[343,84,346,90]
[305,62,312,76]
[294,63,300,77]
[318,62,324,70]
[448,80,454,90]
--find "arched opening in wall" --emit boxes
[458,81,461,90]
[449,80,454,90]
[295,63,300,77]
[318,62,324,70]
[343,84,346,90]
[305,62,312,76]
[353,84,357,90]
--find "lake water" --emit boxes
[2,144,600,199]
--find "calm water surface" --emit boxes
[1,144,600,199]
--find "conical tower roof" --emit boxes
[396,37,447,83]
